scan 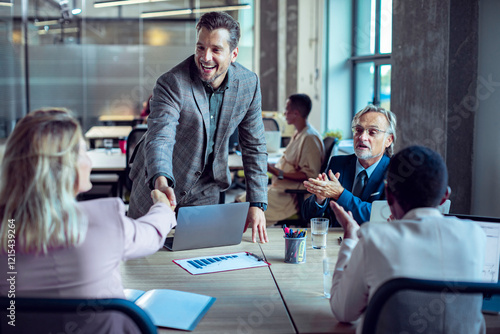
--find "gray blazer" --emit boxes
[128,56,268,218]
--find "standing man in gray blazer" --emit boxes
[128,12,269,243]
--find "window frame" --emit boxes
[350,0,391,111]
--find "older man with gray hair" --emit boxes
[303,105,397,225]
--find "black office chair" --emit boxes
[0,297,157,334]
[361,277,499,334]
[280,137,339,227]
[124,124,148,194]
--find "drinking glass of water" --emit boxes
[310,218,329,249]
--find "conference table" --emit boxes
[120,228,355,334]
[121,228,500,334]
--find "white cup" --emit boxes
[310,218,329,249]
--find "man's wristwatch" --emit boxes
[278,169,284,180]
[250,202,268,212]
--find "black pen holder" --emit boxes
[284,236,306,264]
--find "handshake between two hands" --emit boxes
[150,189,176,211]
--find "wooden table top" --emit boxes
[260,228,358,333]
[120,225,500,334]
[121,231,294,334]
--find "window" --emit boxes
[324,0,392,138]
[352,0,392,111]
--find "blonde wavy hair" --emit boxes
[0,108,87,255]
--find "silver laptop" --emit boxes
[164,202,250,251]
[369,199,451,222]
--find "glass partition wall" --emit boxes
[0,0,254,138]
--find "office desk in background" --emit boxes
[121,228,500,334]
[88,148,126,172]
[87,148,126,198]
[228,149,285,171]
[98,114,144,126]
[85,126,132,149]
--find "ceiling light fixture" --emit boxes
[94,0,167,8]
[0,1,12,7]
[191,5,251,14]
[140,4,251,19]
[141,8,191,18]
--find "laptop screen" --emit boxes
[477,221,500,283]
[446,214,500,283]
[369,199,451,223]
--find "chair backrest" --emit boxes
[125,124,148,191]
[321,137,339,172]
[362,277,496,334]
[0,297,157,334]
[262,117,280,131]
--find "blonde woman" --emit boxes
[0,108,176,299]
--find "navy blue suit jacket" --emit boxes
[302,154,390,226]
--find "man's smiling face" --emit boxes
[194,27,238,89]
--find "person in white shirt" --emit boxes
[329,145,486,333]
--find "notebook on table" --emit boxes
[164,202,250,251]
[124,288,216,331]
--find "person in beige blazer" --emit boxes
[128,12,269,243]
[238,94,325,226]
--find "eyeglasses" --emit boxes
[351,125,389,138]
